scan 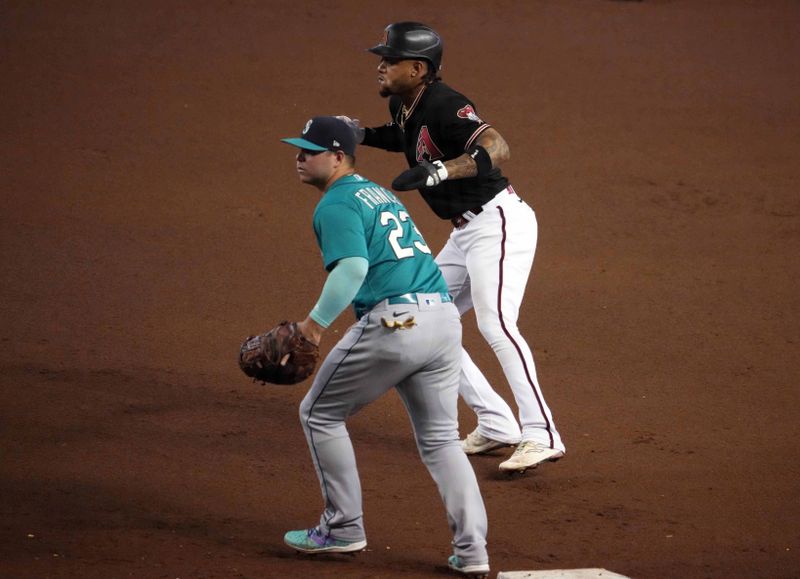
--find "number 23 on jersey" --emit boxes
[380,210,431,259]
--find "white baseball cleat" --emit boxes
[498,440,564,472]
[461,429,515,454]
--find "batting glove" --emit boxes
[391,160,448,191]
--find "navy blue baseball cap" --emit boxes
[281,116,356,156]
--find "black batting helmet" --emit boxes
[368,22,443,72]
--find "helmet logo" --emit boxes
[457,105,482,123]
[380,28,389,46]
[302,119,313,135]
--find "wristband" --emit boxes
[426,160,448,186]
[466,144,493,177]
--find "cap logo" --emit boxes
[332,139,340,147]
[302,119,313,135]
[380,28,388,45]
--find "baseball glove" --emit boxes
[238,321,320,385]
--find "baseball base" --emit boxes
[497,569,630,579]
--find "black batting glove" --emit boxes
[391,160,448,191]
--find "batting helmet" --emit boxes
[368,22,443,72]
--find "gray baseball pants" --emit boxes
[298,293,489,566]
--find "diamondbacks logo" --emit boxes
[457,105,482,123]
[416,126,444,162]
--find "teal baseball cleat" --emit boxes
[448,554,490,577]
[284,527,367,554]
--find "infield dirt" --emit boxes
[2,1,798,578]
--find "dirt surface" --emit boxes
[2,1,799,578]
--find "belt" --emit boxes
[450,185,516,229]
[387,292,452,306]
[356,292,452,318]
[450,206,483,229]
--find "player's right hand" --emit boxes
[335,115,365,144]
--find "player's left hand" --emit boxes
[392,160,448,191]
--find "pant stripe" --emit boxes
[495,205,555,448]
[304,316,370,527]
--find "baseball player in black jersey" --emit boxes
[341,22,565,479]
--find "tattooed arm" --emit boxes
[442,128,511,179]
[390,126,511,191]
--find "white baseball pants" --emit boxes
[436,188,564,452]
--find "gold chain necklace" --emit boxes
[397,84,427,130]
[398,105,410,129]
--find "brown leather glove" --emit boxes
[238,321,320,385]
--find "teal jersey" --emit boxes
[312,174,448,316]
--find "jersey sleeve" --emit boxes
[363,95,405,151]
[363,123,404,151]
[313,202,368,271]
[435,92,492,152]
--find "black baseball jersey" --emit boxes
[363,81,509,220]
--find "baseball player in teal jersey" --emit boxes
[279,116,490,578]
